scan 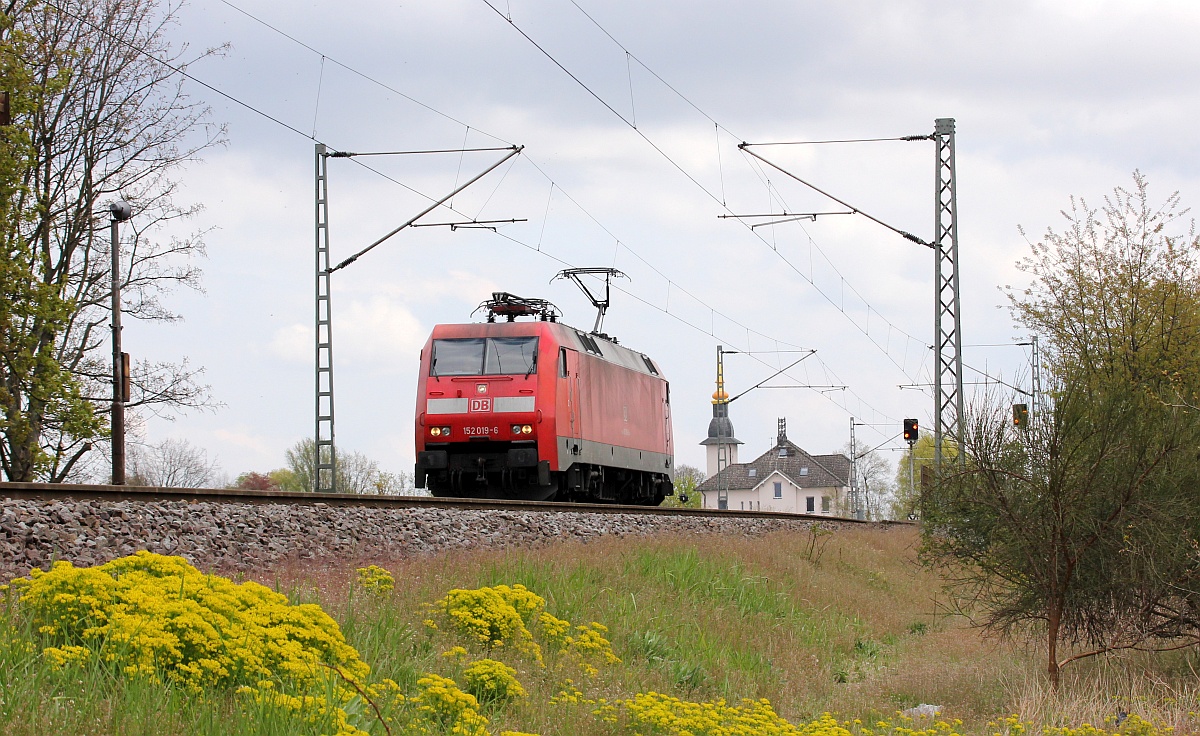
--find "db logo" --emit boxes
[469,398,492,413]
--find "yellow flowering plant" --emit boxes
[426,584,545,660]
[5,551,369,694]
[413,672,491,736]
[462,658,527,706]
[355,565,395,597]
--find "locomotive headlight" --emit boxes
[441,426,451,436]
[430,427,442,437]
[511,424,521,434]
[521,424,533,434]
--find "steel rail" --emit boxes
[0,482,906,524]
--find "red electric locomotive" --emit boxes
[414,292,674,504]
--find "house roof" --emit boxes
[696,439,850,493]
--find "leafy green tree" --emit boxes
[0,0,224,481]
[891,434,957,520]
[661,464,704,508]
[1009,171,1200,401]
[923,174,1200,688]
[0,6,97,481]
[268,468,299,491]
[922,386,1200,688]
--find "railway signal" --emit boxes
[1013,403,1029,428]
[903,418,919,443]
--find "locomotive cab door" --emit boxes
[557,347,583,478]
[559,347,581,441]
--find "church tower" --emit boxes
[699,346,742,479]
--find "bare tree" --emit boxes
[282,438,416,495]
[0,0,225,481]
[126,436,220,487]
[842,440,893,520]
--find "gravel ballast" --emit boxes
[0,497,851,578]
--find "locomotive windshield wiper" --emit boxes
[525,351,538,378]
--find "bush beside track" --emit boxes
[0,490,896,578]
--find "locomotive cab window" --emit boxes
[430,338,485,376]
[485,337,538,375]
[431,337,539,376]
[559,347,568,378]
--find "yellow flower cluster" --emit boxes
[852,715,963,736]
[538,612,620,676]
[414,673,491,736]
[537,611,571,641]
[462,658,527,705]
[598,700,1172,736]
[427,584,545,659]
[426,583,620,684]
[442,645,470,662]
[613,692,840,736]
[354,565,395,597]
[4,551,369,694]
[42,643,90,670]
[991,713,1171,736]
[241,683,375,736]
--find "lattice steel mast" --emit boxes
[312,143,523,493]
[848,417,859,519]
[1030,334,1042,425]
[932,118,964,469]
[315,144,338,493]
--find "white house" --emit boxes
[696,419,850,515]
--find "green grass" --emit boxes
[2,526,1199,734]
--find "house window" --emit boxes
[773,482,782,499]
[821,496,831,513]
[806,496,815,513]
[799,467,809,476]
[748,468,757,478]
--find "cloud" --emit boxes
[269,323,311,364]
[338,296,427,366]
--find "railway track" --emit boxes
[0,481,880,524]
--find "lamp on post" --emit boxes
[109,200,132,485]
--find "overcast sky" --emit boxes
[128,0,1200,483]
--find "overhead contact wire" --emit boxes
[204,0,921,417]
[82,0,904,431]
[214,0,513,145]
[481,0,930,391]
